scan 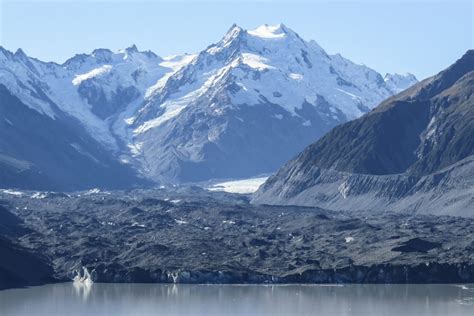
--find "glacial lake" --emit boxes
[0,283,473,316]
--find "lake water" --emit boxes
[0,283,473,315]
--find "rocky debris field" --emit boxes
[0,187,473,288]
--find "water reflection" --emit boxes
[0,283,473,316]
[72,279,92,301]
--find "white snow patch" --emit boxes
[338,181,350,199]
[424,116,438,142]
[127,142,144,157]
[335,88,363,101]
[160,54,197,71]
[72,65,112,86]
[208,176,268,194]
[83,188,101,195]
[305,95,318,105]
[124,117,136,125]
[1,189,23,196]
[289,73,303,80]
[134,102,187,133]
[241,53,275,70]
[248,24,287,39]
[31,192,47,199]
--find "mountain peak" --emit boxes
[90,48,114,63]
[125,44,139,54]
[205,24,246,55]
[248,23,292,39]
[416,49,474,100]
[442,49,474,78]
[92,48,113,57]
[459,49,474,62]
[0,47,19,61]
[208,23,303,57]
[14,48,27,58]
[222,24,245,43]
[227,23,243,32]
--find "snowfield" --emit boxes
[208,177,269,194]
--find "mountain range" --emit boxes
[0,24,416,190]
[253,50,474,217]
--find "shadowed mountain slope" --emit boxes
[253,50,474,217]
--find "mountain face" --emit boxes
[0,85,147,190]
[253,50,474,218]
[0,24,416,188]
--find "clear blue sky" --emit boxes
[0,0,472,79]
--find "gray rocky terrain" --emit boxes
[0,187,473,289]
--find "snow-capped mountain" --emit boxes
[128,24,417,182]
[0,24,417,188]
[0,45,195,150]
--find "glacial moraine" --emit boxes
[0,187,473,289]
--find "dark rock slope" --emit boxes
[0,206,55,290]
[0,188,473,286]
[253,50,474,217]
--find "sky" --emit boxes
[0,0,472,79]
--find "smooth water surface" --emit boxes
[1,283,473,316]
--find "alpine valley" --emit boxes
[0,24,417,190]
[1,22,474,294]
